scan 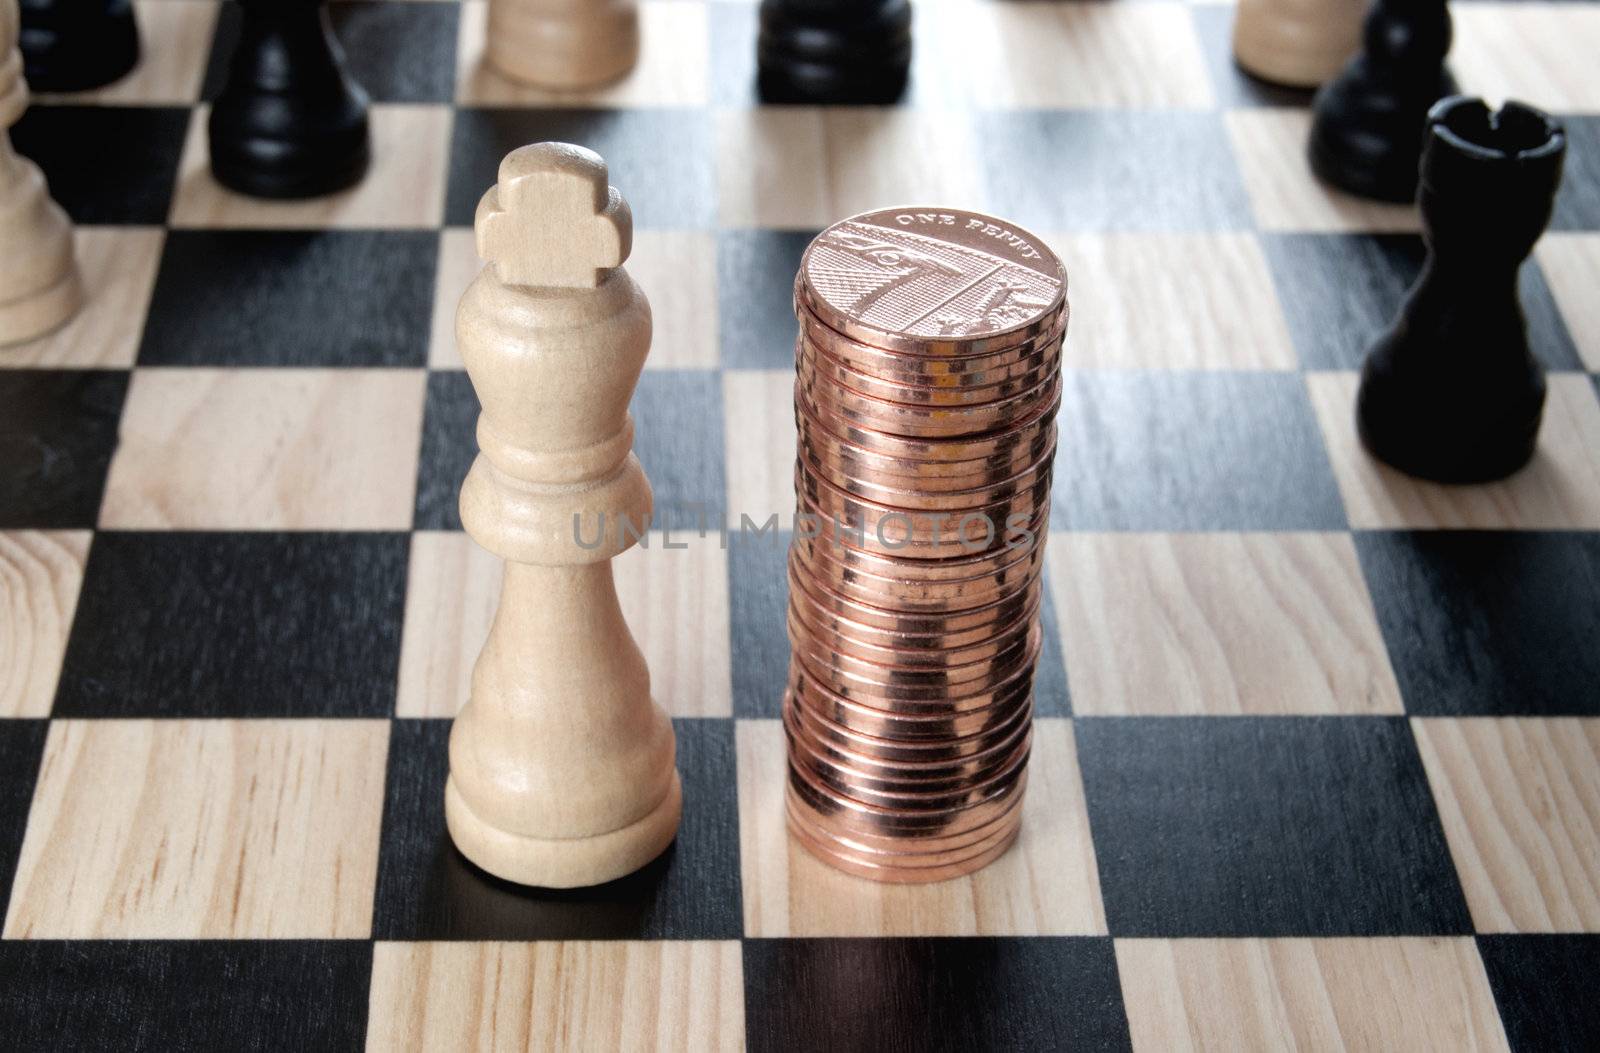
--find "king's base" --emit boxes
[444,772,682,889]
[0,265,83,348]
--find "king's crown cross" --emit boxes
[477,141,633,290]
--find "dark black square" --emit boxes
[728,527,790,719]
[414,370,477,531]
[0,941,372,1052]
[0,370,127,529]
[1187,4,1318,109]
[1051,371,1347,530]
[742,937,1132,1053]
[1355,531,1600,717]
[54,532,409,718]
[138,231,439,367]
[1478,935,1600,1053]
[0,721,47,916]
[1261,234,1582,371]
[446,109,715,228]
[371,718,741,940]
[9,106,190,225]
[1075,716,1472,937]
[976,111,1254,232]
[203,1,461,103]
[717,230,813,369]
[1553,116,1600,232]
[631,370,727,531]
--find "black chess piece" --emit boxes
[757,0,912,105]
[1356,97,1566,484]
[208,0,370,200]
[18,0,139,92]
[1308,0,1457,203]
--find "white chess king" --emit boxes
[0,0,82,347]
[444,141,681,888]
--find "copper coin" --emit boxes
[798,356,1061,439]
[798,335,1062,410]
[800,452,1054,514]
[787,795,1024,882]
[790,528,1045,611]
[787,603,1037,672]
[786,560,1041,642]
[783,699,1034,782]
[786,678,1034,744]
[785,692,1034,764]
[796,415,1055,491]
[796,380,1061,463]
[796,307,1065,387]
[787,775,1028,856]
[789,738,1031,813]
[786,758,1027,837]
[795,207,1067,357]
[787,661,1036,727]
[788,620,1041,700]
[787,718,1033,800]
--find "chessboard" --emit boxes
[3,1,1599,1050]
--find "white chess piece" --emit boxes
[0,0,82,347]
[1233,0,1368,89]
[444,141,681,889]
[484,0,639,90]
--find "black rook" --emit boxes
[1356,96,1567,484]
[208,0,370,199]
[757,0,912,105]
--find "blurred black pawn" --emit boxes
[1357,97,1566,484]
[1308,0,1456,202]
[208,0,369,199]
[758,0,912,105]
[18,0,139,92]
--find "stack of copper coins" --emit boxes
[783,207,1068,883]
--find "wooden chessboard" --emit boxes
[3,0,1599,1049]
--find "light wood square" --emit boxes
[0,227,164,368]
[3,719,390,939]
[1049,233,1296,370]
[1536,234,1600,371]
[169,104,451,229]
[429,230,716,370]
[1051,532,1403,716]
[715,107,829,230]
[1115,938,1509,1052]
[397,530,732,718]
[722,369,795,531]
[1453,4,1600,115]
[1306,371,1600,529]
[99,368,426,530]
[366,941,744,1053]
[737,718,1108,937]
[0,531,90,718]
[928,1,1213,110]
[820,109,986,222]
[1414,717,1600,934]
[1225,109,1422,233]
[31,0,218,106]
[455,0,709,107]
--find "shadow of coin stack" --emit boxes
[783,207,1069,883]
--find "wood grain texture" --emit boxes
[0,227,163,368]
[1413,717,1600,934]
[1115,937,1510,1052]
[397,530,731,718]
[714,108,828,230]
[31,0,217,106]
[1225,109,1422,233]
[0,530,88,717]
[430,229,717,370]
[924,1,1214,109]
[169,105,451,229]
[1048,233,1295,370]
[1050,532,1403,716]
[1453,3,1600,115]
[737,718,1108,938]
[721,369,795,531]
[366,940,744,1053]
[98,367,425,530]
[820,109,985,223]
[456,0,707,107]
[1308,371,1600,529]
[3,719,390,938]
[1535,233,1600,371]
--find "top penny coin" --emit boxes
[797,207,1068,356]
